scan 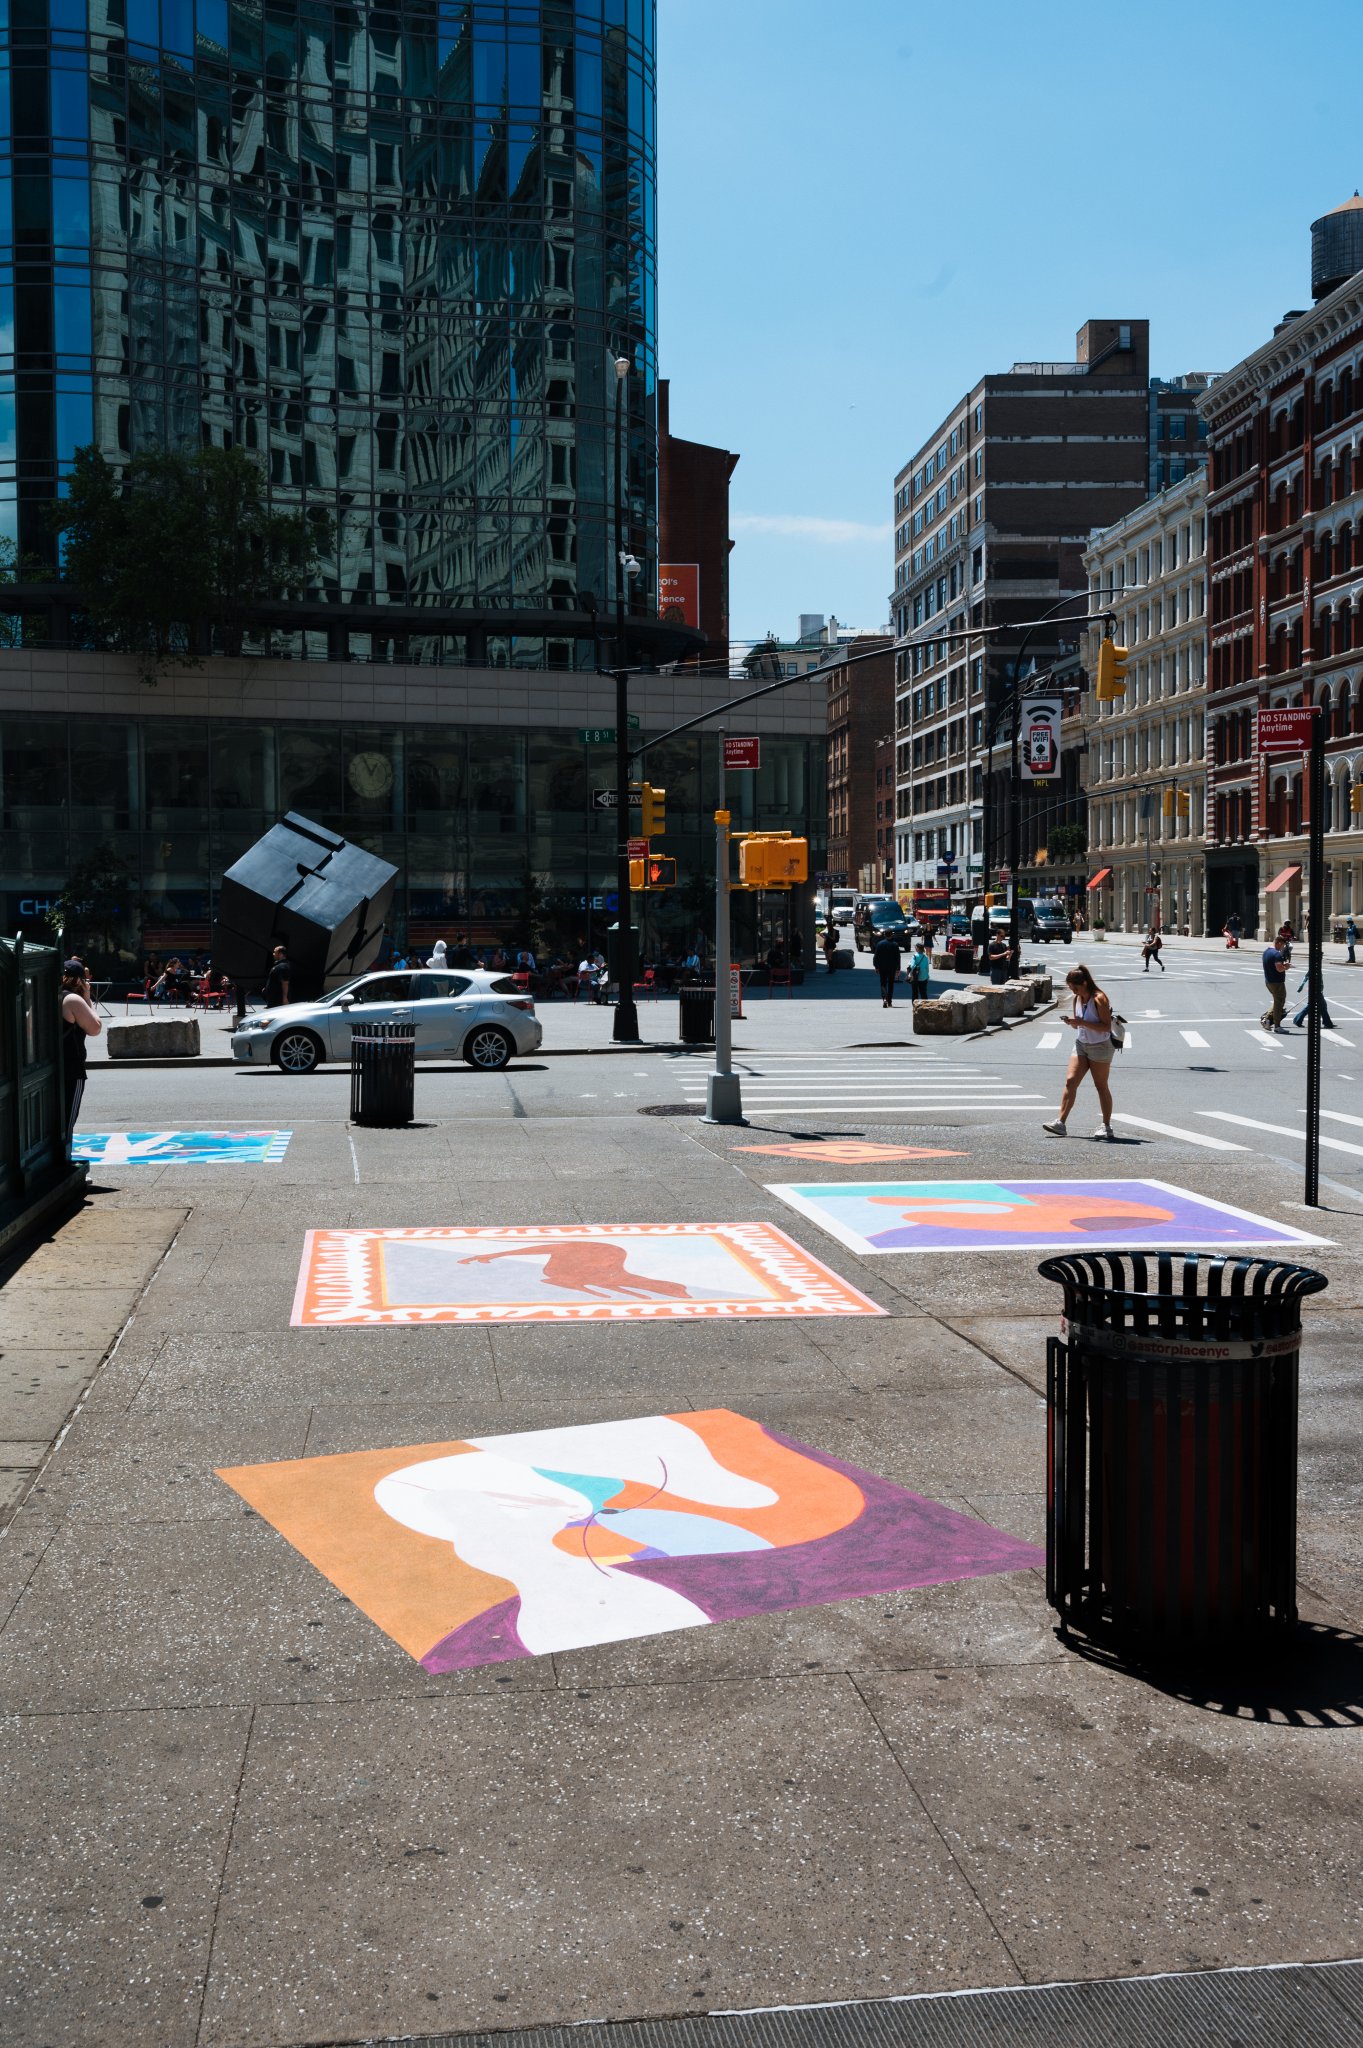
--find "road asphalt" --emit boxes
[2,929,1362,2048]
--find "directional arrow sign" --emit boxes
[591,789,617,810]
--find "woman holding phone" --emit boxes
[1044,964,1116,1141]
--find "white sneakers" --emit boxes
[1043,1120,1067,1136]
[1093,1124,1115,1140]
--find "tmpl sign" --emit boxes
[1020,698,1062,781]
[1258,707,1316,752]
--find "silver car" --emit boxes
[230,968,543,1074]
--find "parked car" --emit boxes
[1031,900,1074,943]
[230,968,542,1074]
[853,899,915,950]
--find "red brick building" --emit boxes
[658,380,738,672]
[826,634,895,891]
[1201,203,1363,937]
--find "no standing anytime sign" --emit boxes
[1258,706,1316,752]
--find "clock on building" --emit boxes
[347,751,394,801]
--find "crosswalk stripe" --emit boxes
[1320,1108,1363,1131]
[1179,1030,1210,1048]
[1113,1113,1246,1151]
[1245,1029,1284,1051]
[1323,1029,1356,1047]
[1200,1111,1363,1158]
[1037,1031,1062,1049]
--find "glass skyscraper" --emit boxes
[3,0,659,665]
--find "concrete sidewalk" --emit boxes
[2,1101,1362,2047]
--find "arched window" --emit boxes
[1339,680,1353,739]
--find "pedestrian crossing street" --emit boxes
[679,1049,1044,1118]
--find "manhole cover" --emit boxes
[638,1102,706,1116]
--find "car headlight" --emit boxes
[238,1016,273,1032]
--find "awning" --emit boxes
[1086,868,1112,891]
[1266,864,1302,893]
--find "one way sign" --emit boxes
[591,789,618,810]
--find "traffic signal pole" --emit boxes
[705,727,745,1125]
[1305,710,1325,1206]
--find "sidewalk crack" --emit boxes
[849,1672,1026,1986]
[195,1701,256,2048]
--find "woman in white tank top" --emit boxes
[1044,964,1116,1140]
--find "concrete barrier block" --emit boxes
[996,981,1028,1018]
[951,992,989,1031]
[107,1018,201,1059]
[968,985,1006,1025]
[912,998,966,1034]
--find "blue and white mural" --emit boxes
[73,1131,292,1166]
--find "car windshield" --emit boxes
[871,906,904,925]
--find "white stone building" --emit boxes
[1081,470,1210,934]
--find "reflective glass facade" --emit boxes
[1,0,658,659]
[0,710,827,961]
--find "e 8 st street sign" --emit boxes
[1258,706,1316,752]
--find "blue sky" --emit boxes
[657,0,1363,643]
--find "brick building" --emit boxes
[890,317,1214,905]
[825,634,895,892]
[658,380,739,673]
[873,730,897,892]
[1201,202,1363,938]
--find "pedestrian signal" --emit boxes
[1177,788,1191,818]
[1094,637,1130,700]
[740,835,808,887]
[628,857,646,890]
[738,837,767,886]
[645,855,676,888]
[1352,784,1363,815]
[640,783,666,837]
[1162,789,1175,817]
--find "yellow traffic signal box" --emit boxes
[1094,636,1130,700]
[640,783,666,837]
[739,835,808,887]
[629,854,675,890]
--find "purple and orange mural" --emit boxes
[217,1410,1042,1671]
[770,1178,1331,1256]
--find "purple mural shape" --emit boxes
[419,1430,1042,1673]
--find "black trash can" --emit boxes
[678,985,716,1045]
[349,1022,415,1128]
[1039,1249,1327,1648]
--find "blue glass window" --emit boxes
[51,61,91,144]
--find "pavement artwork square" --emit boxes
[71,1128,292,1165]
[291,1221,885,1325]
[736,1141,965,1162]
[217,1408,1043,1672]
[768,1178,1333,1256]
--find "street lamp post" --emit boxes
[704,727,744,1124]
[611,353,640,1043]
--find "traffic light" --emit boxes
[1177,788,1191,818]
[640,782,666,837]
[1162,788,1175,818]
[1352,784,1363,816]
[1094,636,1130,700]
[740,835,808,887]
[629,855,675,890]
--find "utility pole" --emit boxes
[610,354,639,1043]
[704,728,744,1124]
[1305,708,1325,1206]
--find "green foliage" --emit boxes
[0,534,52,648]
[42,841,141,971]
[509,869,554,957]
[52,444,333,679]
[1046,822,1089,862]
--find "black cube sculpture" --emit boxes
[212,813,397,1001]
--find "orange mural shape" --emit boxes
[864,1191,1177,1237]
[737,1142,964,1163]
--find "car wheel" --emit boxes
[1064,935,1073,944]
[273,1028,323,1074]
[464,1023,514,1071]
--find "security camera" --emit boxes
[620,552,642,579]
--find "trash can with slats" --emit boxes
[349,1022,415,1128]
[1039,1249,1327,1648]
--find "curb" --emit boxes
[966,994,1059,1042]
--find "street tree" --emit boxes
[52,444,333,680]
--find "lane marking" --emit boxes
[1200,1112,1363,1159]
[1037,1031,1062,1049]
[1245,1029,1284,1051]
[1113,1114,1247,1151]
[347,1132,360,1185]
[1179,1030,1210,1048]
[1319,1108,1363,1131]
[1143,1009,1162,1017]
[1323,1029,1356,1047]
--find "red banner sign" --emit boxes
[627,837,648,858]
[1258,706,1316,752]
[659,563,701,630]
[723,736,761,771]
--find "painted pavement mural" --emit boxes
[217,1409,1043,1672]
